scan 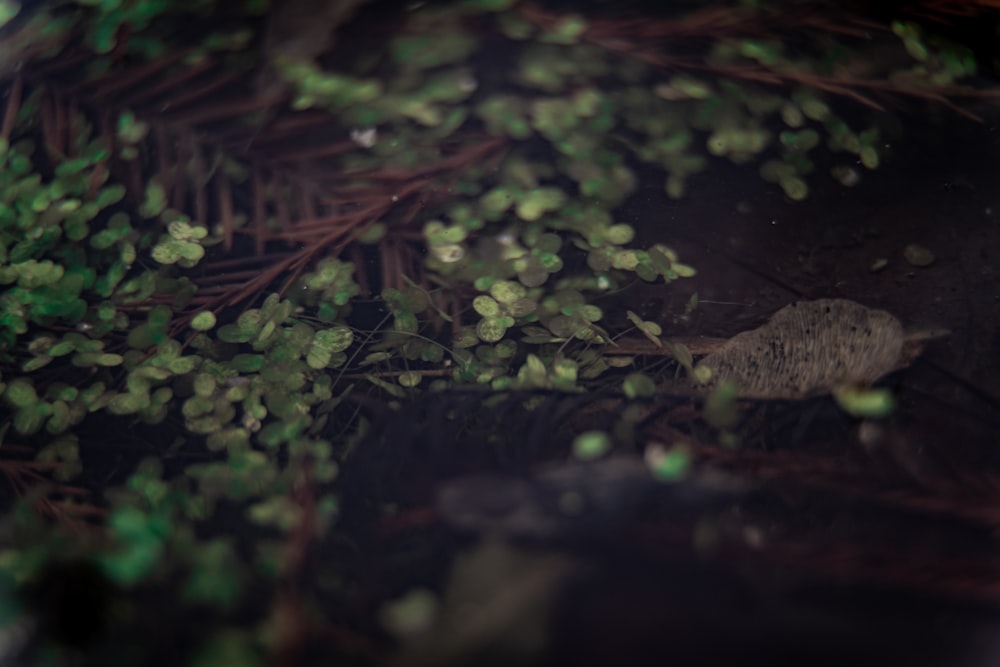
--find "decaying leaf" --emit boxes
[693,299,906,399]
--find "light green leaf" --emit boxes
[626,311,663,348]
[573,430,611,461]
[646,444,691,481]
[0,1,19,30]
[140,179,167,218]
[398,371,421,387]
[473,295,500,317]
[190,311,216,331]
[489,280,527,304]
[833,385,895,418]
[476,317,508,343]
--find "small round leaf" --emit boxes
[191,311,217,331]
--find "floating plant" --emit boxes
[0,0,994,663]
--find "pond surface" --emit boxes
[3,3,1000,666]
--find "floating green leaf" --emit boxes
[626,311,663,348]
[190,311,217,331]
[108,392,149,415]
[398,371,421,388]
[99,506,168,585]
[705,379,740,430]
[476,317,508,343]
[543,14,587,44]
[140,179,166,218]
[306,327,353,369]
[833,385,895,418]
[0,1,19,30]
[4,378,37,408]
[473,295,501,317]
[623,372,656,398]
[515,187,566,221]
[489,280,527,304]
[117,111,150,144]
[646,443,691,481]
[573,430,611,460]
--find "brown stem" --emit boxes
[1,73,22,141]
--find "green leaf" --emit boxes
[78,381,106,407]
[393,312,418,334]
[543,14,587,44]
[476,317,508,343]
[833,385,895,418]
[151,242,180,264]
[303,342,331,371]
[515,187,566,221]
[128,322,166,349]
[230,354,265,372]
[573,430,611,461]
[193,374,216,397]
[108,392,149,415]
[95,353,123,366]
[307,327,353,370]
[168,356,198,375]
[489,280,527,304]
[325,326,354,353]
[217,324,252,344]
[361,352,392,365]
[579,304,602,322]
[140,179,167,218]
[14,403,50,434]
[22,354,53,372]
[117,110,149,144]
[45,401,74,435]
[672,263,697,278]
[398,371,421,387]
[357,222,386,244]
[100,507,166,585]
[5,378,37,408]
[626,311,663,348]
[604,224,634,245]
[14,259,63,289]
[96,184,127,209]
[0,1,19,30]
[646,444,691,481]
[364,373,406,398]
[665,342,693,370]
[177,240,205,262]
[517,353,549,387]
[551,357,578,388]
[190,311,217,331]
[206,427,250,452]
[623,372,656,399]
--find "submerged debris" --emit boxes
[437,456,747,540]
[694,299,906,399]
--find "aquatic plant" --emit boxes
[0,0,996,663]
